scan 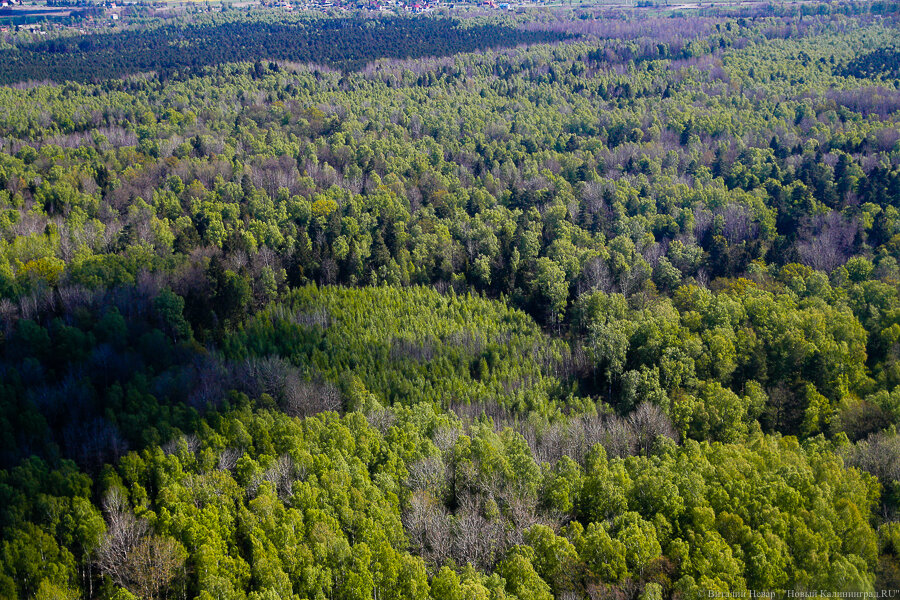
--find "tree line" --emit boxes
[0,16,569,84]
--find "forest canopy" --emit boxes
[0,4,899,600]
[0,17,570,84]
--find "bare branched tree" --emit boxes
[96,490,186,600]
[451,494,501,570]
[217,448,243,472]
[95,490,149,593]
[403,491,452,565]
[365,405,397,433]
[129,536,187,600]
[406,456,447,496]
[281,375,342,417]
[432,425,460,454]
[844,430,900,519]
[796,211,858,273]
[628,402,678,456]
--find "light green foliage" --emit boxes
[524,525,580,594]
[575,522,629,583]
[0,8,897,600]
[225,285,578,416]
[496,547,553,600]
[0,398,882,599]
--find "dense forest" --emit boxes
[0,17,569,85]
[0,4,899,599]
